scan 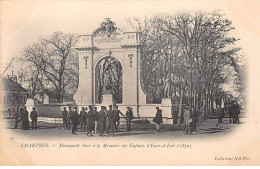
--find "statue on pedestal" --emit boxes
[103,70,113,95]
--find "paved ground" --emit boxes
[3,115,245,140]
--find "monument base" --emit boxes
[161,98,172,123]
[101,94,114,107]
[26,98,35,112]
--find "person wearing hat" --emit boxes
[92,107,99,134]
[97,106,106,136]
[30,107,38,129]
[232,101,240,124]
[105,105,115,136]
[125,107,134,131]
[151,107,163,132]
[67,107,73,130]
[79,107,87,132]
[71,107,79,134]
[86,106,94,136]
[183,105,192,135]
[113,105,124,131]
[21,106,29,130]
[62,107,68,129]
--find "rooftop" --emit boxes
[1,77,28,93]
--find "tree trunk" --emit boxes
[177,84,184,126]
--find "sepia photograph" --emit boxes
[0,0,259,166]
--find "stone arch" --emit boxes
[93,53,125,73]
[94,56,123,104]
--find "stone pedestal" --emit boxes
[101,94,114,107]
[26,98,35,112]
[161,98,172,123]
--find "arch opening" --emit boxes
[95,56,122,104]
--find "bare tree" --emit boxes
[134,11,244,124]
[21,32,78,103]
[1,57,15,76]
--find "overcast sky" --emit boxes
[1,0,258,75]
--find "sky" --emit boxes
[1,0,260,98]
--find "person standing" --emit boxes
[30,107,38,129]
[19,107,24,122]
[86,106,94,136]
[92,107,99,134]
[11,107,15,117]
[79,107,87,132]
[151,107,163,132]
[62,107,68,129]
[13,108,19,129]
[233,101,240,124]
[215,104,223,127]
[183,105,192,135]
[228,101,233,123]
[71,107,79,135]
[125,107,134,131]
[7,109,11,117]
[191,107,198,133]
[113,105,124,131]
[67,107,73,130]
[97,106,106,136]
[106,105,115,136]
[21,106,29,130]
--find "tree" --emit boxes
[1,57,15,76]
[130,11,244,124]
[21,32,78,103]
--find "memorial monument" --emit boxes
[74,18,172,119]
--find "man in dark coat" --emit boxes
[113,105,124,131]
[79,107,87,132]
[152,107,163,132]
[21,106,29,130]
[13,108,19,129]
[125,107,134,131]
[71,107,79,134]
[62,107,68,129]
[191,107,198,133]
[86,106,94,136]
[233,101,240,124]
[106,105,115,136]
[97,106,106,136]
[92,107,98,134]
[67,107,73,130]
[228,102,233,123]
[30,107,38,129]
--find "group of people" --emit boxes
[216,100,241,126]
[11,106,38,130]
[183,105,201,135]
[9,101,241,136]
[9,104,164,136]
[182,100,241,135]
[61,105,134,136]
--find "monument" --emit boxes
[74,18,172,119]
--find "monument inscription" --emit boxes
[94,37,124,44]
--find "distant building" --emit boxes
[0,76,28,112]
